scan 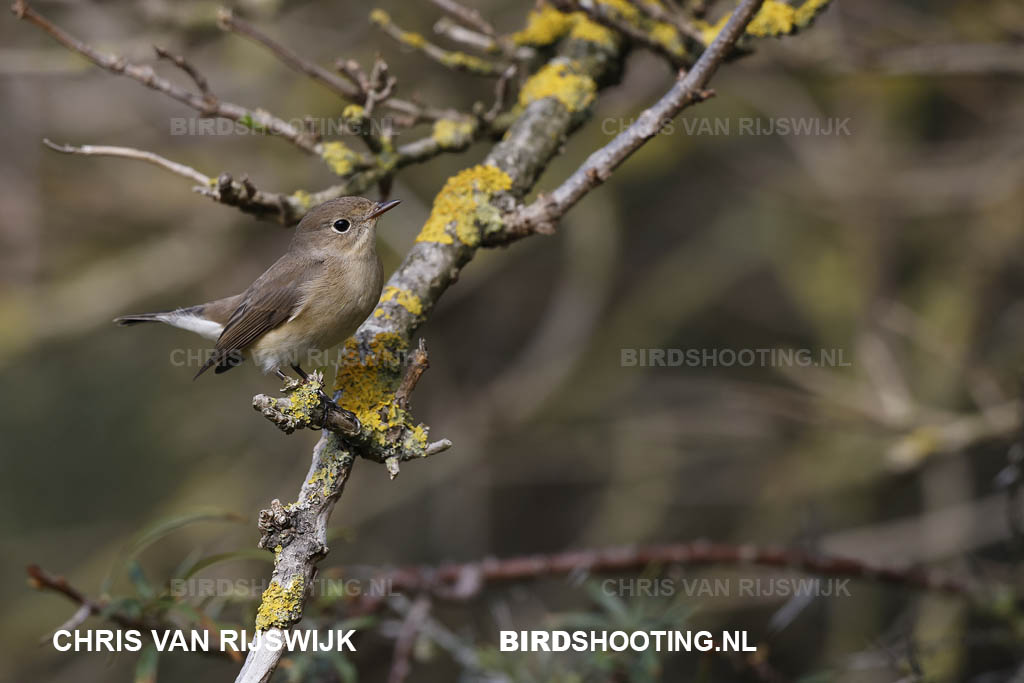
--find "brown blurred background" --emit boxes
[3,0,1024,681]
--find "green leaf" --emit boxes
[102,509,243,595]
[128,560,155,600]
[327,651,358,683]
[134,643,159,683]
[584,581,629,623]
[178,548,273,581]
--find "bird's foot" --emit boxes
[323,404,361,434]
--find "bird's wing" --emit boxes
[194,257,323,378]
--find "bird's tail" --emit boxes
[113,312,167,326]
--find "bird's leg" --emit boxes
[293,363,360,430]
[274,366,303,391]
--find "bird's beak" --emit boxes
[367,199,401,220]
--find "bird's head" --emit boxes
[292,196,400,257]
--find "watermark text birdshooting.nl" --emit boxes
[621,347,852,368]
[169,116,399,137]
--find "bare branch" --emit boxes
[427,0,495,37]
[217,8,363,101]
[12,0,318,153]
[433,17,500,53]
[212,10,468,140]
[152,44,216,109]
[372,542,978,600]
[40,139,318,223]
[42,139,210,186]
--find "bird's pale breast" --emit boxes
[249,251,383,372]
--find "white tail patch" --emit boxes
[160,310,224,340]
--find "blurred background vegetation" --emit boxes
[2,0,1024,681]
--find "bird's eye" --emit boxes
[332,219,351,233]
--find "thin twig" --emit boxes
[41,139,312,223]
[427,0,496,37]
[42,139,211,186]
[214,8,459,129]
[217,9,362,101]
[12,0,317,153]
[484,64,517,124]
[372,541,977,600]
[433,17,499,53]
[395,339,430,409]
[152,45,216,109]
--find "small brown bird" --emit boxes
[115,197,398,381]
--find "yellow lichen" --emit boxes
[431,118,476,149]
[369,9,426,47]
[320,141,361,176]
[518,61,596,114]
[567,16,619,49]
[342,104,366,121]
[698,0,832,43]
[513,4,624,50]
[440,51,497,72]
[513,4,575,46]
[379,286,424,317]
[290,189,314,211]
[650,21,685,57]
[254,577,304,631]
[333,333,428,453]
[307,466,335,497]
[794,0,832,25]
[594,0,640,21]
[748,1,796,35]
[415,165,513,246]
[283,377,322,422]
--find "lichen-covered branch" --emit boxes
[553,0,696,68]
[506,0,767,236]
[234,434,356,683]
[370,9,509,77]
